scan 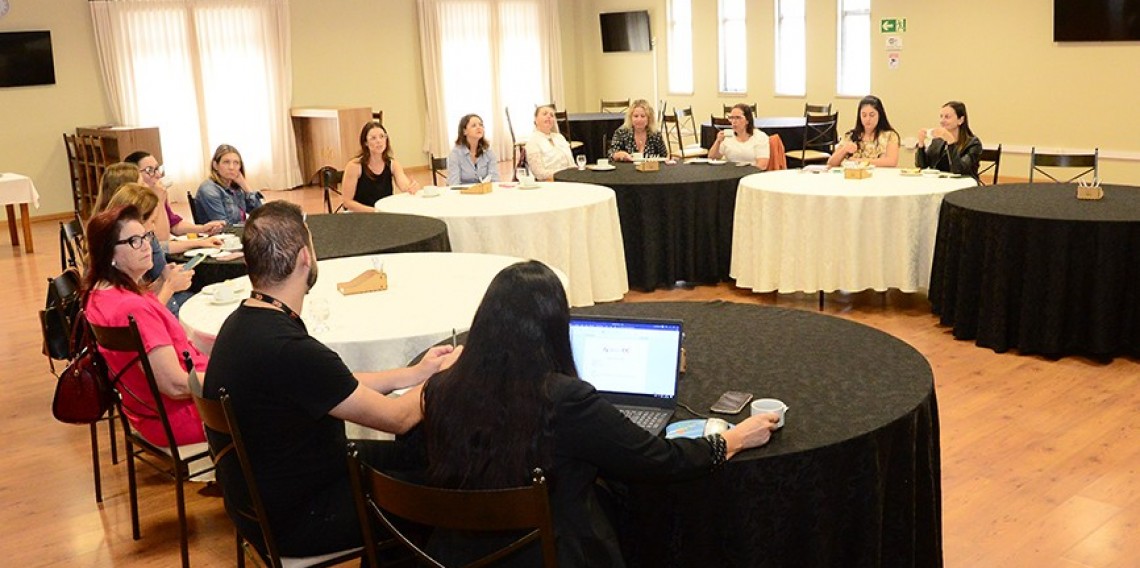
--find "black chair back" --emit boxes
[430,155,449,186]
[1029,148,1099,183]
[317,166,346,213]
[187,191,206,225]
[978,144,1003,186]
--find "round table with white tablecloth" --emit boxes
[731,168,977,294]
[374,182,627,307]
[179,252,569,372]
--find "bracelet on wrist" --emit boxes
[706,433,727,468]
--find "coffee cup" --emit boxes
[421,186,440,197]
[751,398,788,428]
[212,283,236,303]
[597,158,610,168]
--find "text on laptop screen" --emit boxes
[568,318,681,399]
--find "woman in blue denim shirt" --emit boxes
[194,144,264,225]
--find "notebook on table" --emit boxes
[568,315,683,436]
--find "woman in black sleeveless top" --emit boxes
[341,122,421,211]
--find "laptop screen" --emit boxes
[568,316,683,399]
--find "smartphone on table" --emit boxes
[710,391,754,414]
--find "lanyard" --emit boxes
[248,291,301,321]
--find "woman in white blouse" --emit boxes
[708,103,770,169]
[524,105,575,180]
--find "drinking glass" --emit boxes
[576,155,587,170]
[309,297,330,333]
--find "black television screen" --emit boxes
[1055,0,1140,41]
[600,11,651,53]
[0,31,57,88]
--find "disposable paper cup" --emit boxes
[751,398,788,428]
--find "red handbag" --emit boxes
[50,303,115,425]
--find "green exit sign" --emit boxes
[880,18,907,33]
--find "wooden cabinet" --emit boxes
[75,125,163,164]
[291,107,373,183]
[68,125,162,218]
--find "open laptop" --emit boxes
[568,315,683,436]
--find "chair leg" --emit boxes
[89,423,102,503]
[108,410,119,464]
[126,441,141,540]
[236,531,246,568]
[176,471,190,568]
[818,291,824,311]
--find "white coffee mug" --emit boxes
[597,158,610,168]
[213,284,236,303]
[751,398,788,428]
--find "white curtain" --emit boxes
[90,0,299,191]
[417,0,564,161]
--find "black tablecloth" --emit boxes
[569,301,942,568]
[700,117,807,152]
[555,162,760,291]
[568,112,625,163]
[174,212,450,291]
[929,184,1140,359]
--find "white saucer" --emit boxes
[707,159,727,165]
[518,183,541,189]
[184,247,222,257]
[202,281,247,295]
[686,158,710,164]
[587,164,616,171]
[209,294,242,305]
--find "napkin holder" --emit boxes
[337,269,388,295]
[1076,179,1104,200]
[460,181,493,195]
[635,160,660,172]
[844,163,872,179]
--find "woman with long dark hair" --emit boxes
[827,95,900,167]
[421,261,779,566]
[447,114,500,184]
[84,204,206,447]
[709,102,770,169]
[341,122,421,211]
[914,101,984,178]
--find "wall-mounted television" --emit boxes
[1055,0,1140,42]
[600,11,652,53]
[0,31,57,88]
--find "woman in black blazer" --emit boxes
[915,100,984,179]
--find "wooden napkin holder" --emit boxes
[844,166,872,180]
[636,160,660,172]
[337,269,388,295]
[460,181,493,194]
[1076,184,1104,200]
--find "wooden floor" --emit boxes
[3,171,1139,567]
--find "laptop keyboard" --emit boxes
[620,408,668,432]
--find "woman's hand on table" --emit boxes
[202,220,226,235]
[192,236,224,248]
[721,413,779,459]
[612,151,632,162]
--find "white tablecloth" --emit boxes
[731,168,977,293]
[374,182,627,307]
[0,173,41,208]
[179,252,568,372]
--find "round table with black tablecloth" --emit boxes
[555,162,760,291]
[173,212,450,292]
[568,301,942,568]
[929,183,1140,359]
[568,112,626,163]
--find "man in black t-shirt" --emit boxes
[203,201,459,557]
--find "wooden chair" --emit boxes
[600,98,630,113]
[722,103,757,117]
[188,376,362,568]
[62,133,85,217]
[666,106,709,159]
[553,110,584,152]
[88,316,215,568]
[317,166,345,213]
[977,144,1003,186]
[186,191,207,225]
[710,115,732,130]
[1029,147,1098,183]
[59,215,87,272]
[505,107,528,170]
[429,154,448,186]
[804,103,832,116]
[790,112,839,168]
[347,445,558,568]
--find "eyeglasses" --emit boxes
[140,165,164,177]
[114,231,155,250]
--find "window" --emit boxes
[837,0,871,96]
[718,0,747,94]
[667,0,693,94]
[774,0,806,96]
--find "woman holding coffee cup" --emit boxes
[914,101,983,179]
[608,99,668,162]
[709,103,770,169]
[524,105,575,180]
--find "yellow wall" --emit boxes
[0,0,112,220]
[8,0,1140,219]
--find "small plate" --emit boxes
[921,168,941,176]
[899,168,922,177]
[686,158,710,164]
[518,183,542,189]
[707,159,727,165]
[202,281,248,296]
[586,164,615,171]
[183,247,222,257]
[209,294,242,305]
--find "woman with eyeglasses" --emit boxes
[827,95,900,167]
[195,144,265,225]
[125,151,226,238]
[342,122,421,211]
[709,103,770,169]
[83,203,207,448]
